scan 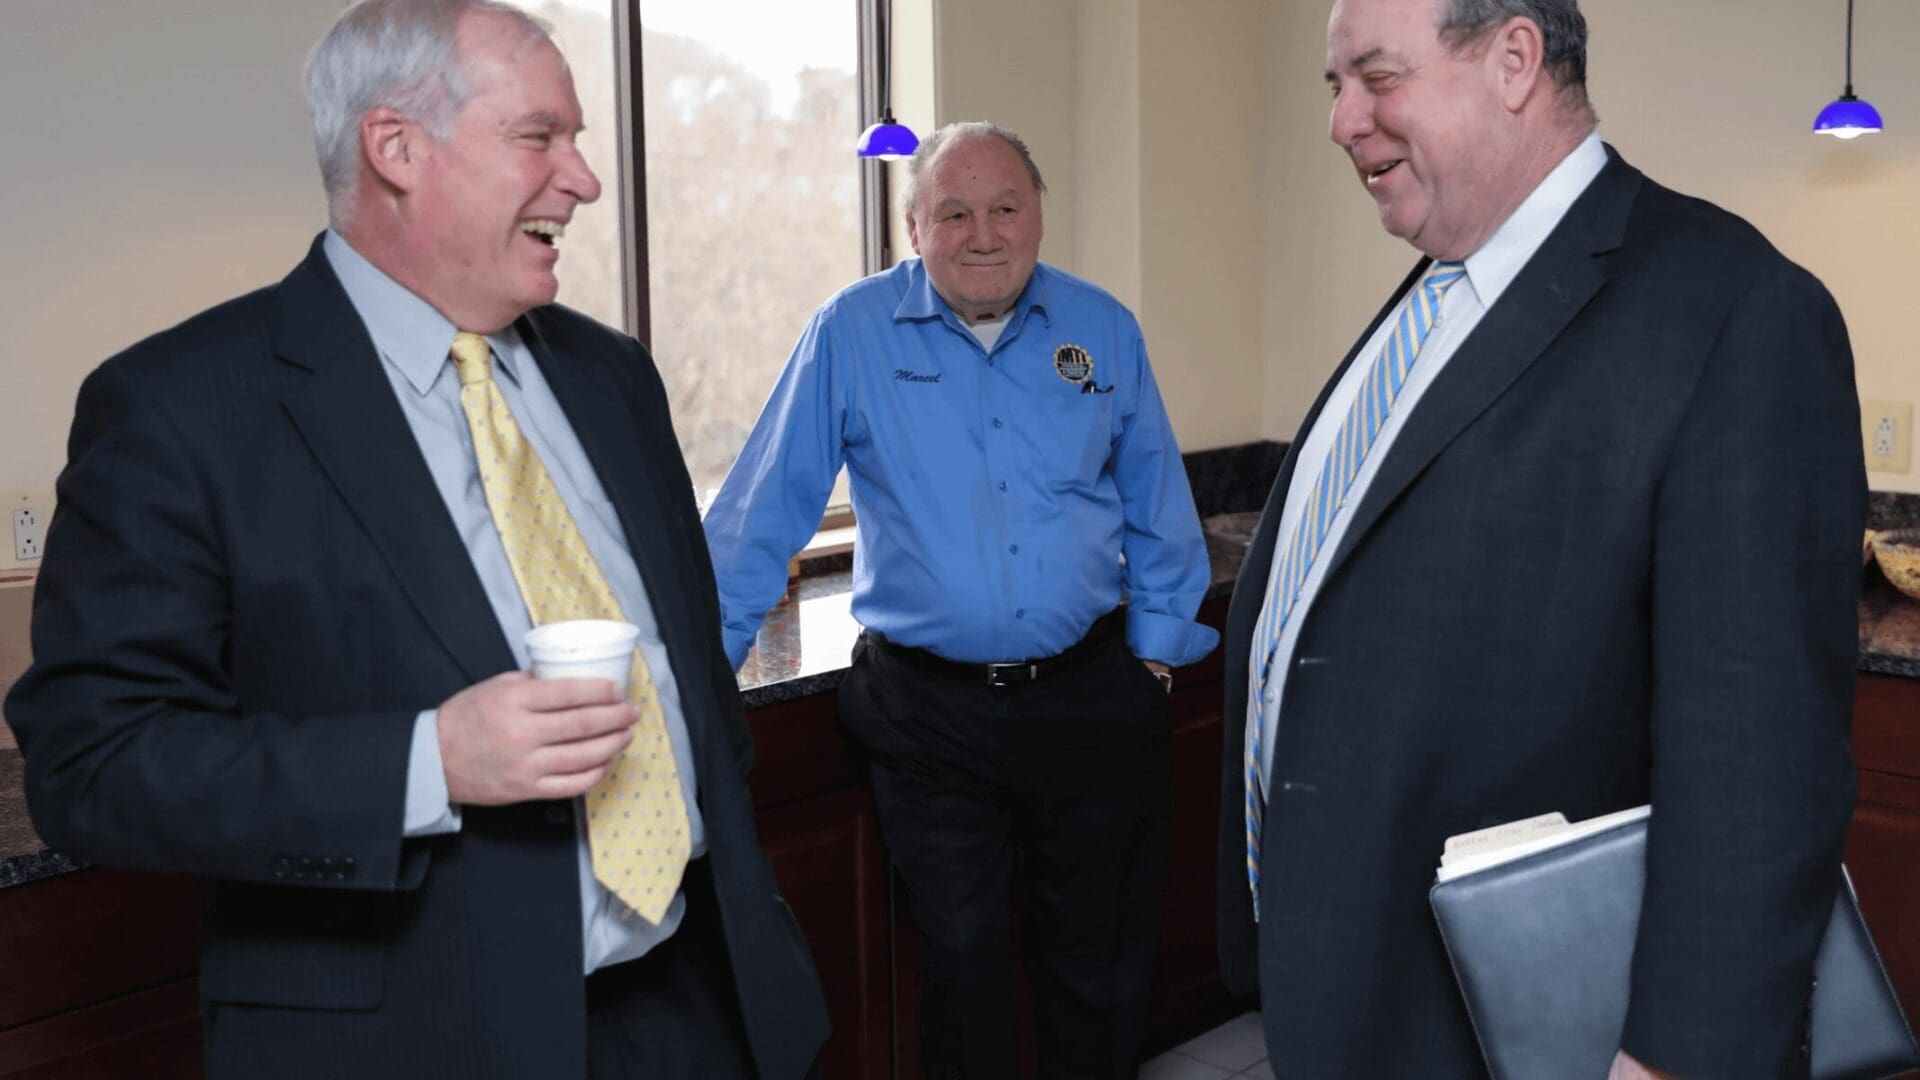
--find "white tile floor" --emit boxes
[1137,1010,1271,1079]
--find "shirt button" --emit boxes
[1008,544,1019,554]
[1266,689,1278,702]
[998,481,1007,492]
[1015,609,1026,619]
[991,418,1003,429]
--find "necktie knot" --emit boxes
[1423,260,1468,297]
[450,332,493,386]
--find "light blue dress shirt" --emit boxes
[1252,133,1608,796]
[704,258,1219,668]
[323,231,707,973]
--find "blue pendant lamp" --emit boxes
[1813,0,1883,139]
[856,0,917,159]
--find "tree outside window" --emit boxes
[519,0,863,507]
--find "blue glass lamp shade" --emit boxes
[857,118,920,160]
[1814,94,1884,139]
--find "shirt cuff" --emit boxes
[403,710,462,838]
[1126,608,1222,668]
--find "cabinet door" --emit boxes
[758,787,892,1080]
[1846,771,1920,1043]
[1850,672,1920,1053]
[1147,678,1236,1036]
[0,869,200,1078]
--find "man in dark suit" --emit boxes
[3,1,826,1076]
[1217,1,1864,1077]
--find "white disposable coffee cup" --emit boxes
[524,619,640,691]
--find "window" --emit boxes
[518,0,870,509]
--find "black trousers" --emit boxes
[585,858,758,1079]
[838,615,1173,1080]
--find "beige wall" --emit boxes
[1585,0,1920,493]
[0,1,340,492]
[927,0,1270,452]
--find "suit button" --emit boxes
[320,856,335,870]
[274,868,288,881]
[341,856,356,869]
[546,805,571,826]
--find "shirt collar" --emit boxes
[1460,131,1607,309]
[892,258,1053,330]
[322,229,525,396]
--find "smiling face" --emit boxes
[403,10,601,331]
[905,134,1044,323]
[1324,0,1519,259]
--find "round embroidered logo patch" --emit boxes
[1053,344,1093,384]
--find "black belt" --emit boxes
[864,608,1126,688]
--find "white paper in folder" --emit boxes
[1435,804,1651,883]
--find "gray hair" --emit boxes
[1438,0,1589,106]
[900,121,1048,218]
[305,0,551,226]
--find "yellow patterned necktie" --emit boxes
[449,331,690,924]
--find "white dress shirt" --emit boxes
[1254,133,1608,796]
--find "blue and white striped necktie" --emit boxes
[1242,260,1467,917]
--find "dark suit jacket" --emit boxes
[1216,149,1864,1079]
[5,236,829,1078]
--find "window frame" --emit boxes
[611,0,887,526]
[611,0,893,347]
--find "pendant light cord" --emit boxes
[878,0,894,120]
[1844,0,1856,97]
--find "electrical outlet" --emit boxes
[1,487,56,573]
[1863,400,1913,474]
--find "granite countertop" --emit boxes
[1860,562,1920,679]
[735,509,1920,703]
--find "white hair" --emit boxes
[304,0,550,226]
[900,121,1048,219]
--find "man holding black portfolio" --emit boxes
[1218,0,1865,1078]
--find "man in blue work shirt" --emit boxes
[703,121,1219,1079]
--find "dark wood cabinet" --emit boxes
[747,690,893,1080]
[1147,631,1242,1043]
[0,869,200,1077]
[1845,672,1920,1046]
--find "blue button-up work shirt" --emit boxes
[703,259,1219,668]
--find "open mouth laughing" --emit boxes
[519,219,566,247]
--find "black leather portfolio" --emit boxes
[1429,806,1920,1080]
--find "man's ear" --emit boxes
[1493,15,1547,113]
[904,209,923,256]
[361,106,421,193]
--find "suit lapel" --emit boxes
[273,237,516,683]
[1225,259,1429,665]
[522,318,716,761]
[1315,152,1641,591]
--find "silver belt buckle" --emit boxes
[985,662,1036,687]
